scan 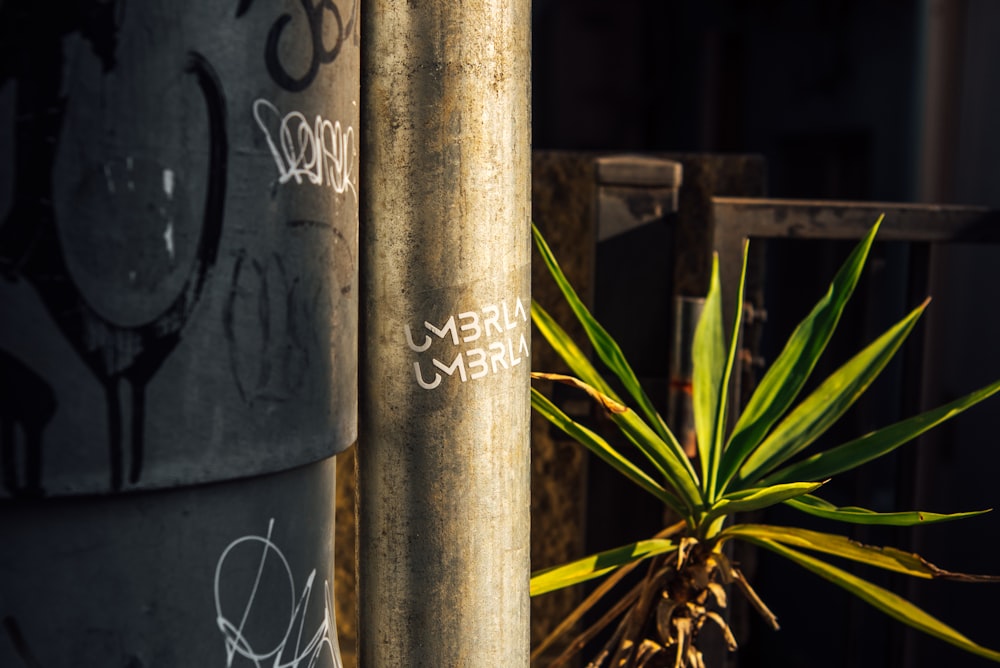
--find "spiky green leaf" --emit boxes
[532,223,668,439]
[721,524,1000,581]
[702,482,826,528]
[741,537,1000,663]
[783,494,991,526]
[530,539,678,596]
[735,299,929,488]
[719,219,882,492]
[686,244,750,534]
[704,242,749,500]
[763,376,1000,485]
[693,253,728,497]
[530,386,684,513]
[531,300,618,399]
[534,373,703,513]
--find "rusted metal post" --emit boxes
[359,1,532,665]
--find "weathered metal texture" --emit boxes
[0,456,345,667]
[596,155,682,241]
[0,2,360,497]
[593,154,683,385]
[334,446,359,668]
[661,154,768,299]
[530,151,599,663]
[709,197,1000,326]
[358,1,532,665]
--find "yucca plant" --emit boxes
[529,218,1000,667]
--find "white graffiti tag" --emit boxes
[404,296,530,390]
[214,519,342,668]
[253,98,356,200]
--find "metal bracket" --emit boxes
[596,155,683,241]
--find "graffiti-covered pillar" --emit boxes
[359,0,532,665]
[0,2,358,666]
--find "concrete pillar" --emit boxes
[0,2,359,665]
[359,1,532,664]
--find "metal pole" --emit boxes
[359,0,531,665]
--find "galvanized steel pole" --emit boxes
[359,0,531,665]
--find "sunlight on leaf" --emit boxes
[702,482,825,529]
[530,539,678,596]
[532,300,619,399]
[532,223,669,440]
[528,218,1000,666]
[735,299,928,488]
[721,524,1000,582]
[530,386,682,512]
[693,254,725,497]
[762,376,1000,485]
[783,494,991,526]
[719,218,882,492]
[534,373,703,513]
[743,537,1000,663]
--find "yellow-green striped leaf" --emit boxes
[530,386,682,513]
[693,243,749,501]
[762,376,1000,485]
[534,373,703,513]
[703,482,826,528]
[693,254,726,498]
[532,300,618,399]
[741,537,1000,663]
[721,524,1000,581]
[719,219,881,493]
[530,539,678,596]
[735,299,928,488]
[532,223,669,440]
[783,494,991,526]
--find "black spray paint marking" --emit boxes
[236,0,358,92]
[0,45,228,492]
[0,350,56,498]
[223,221,353,407]
[2,617,43,668]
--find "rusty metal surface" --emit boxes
[709,197,1000,326]
[334,446,358,668]
[660,154,768,299]
[596,156,681,241]
[530,151,598,664]
[712,197,1000,241]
